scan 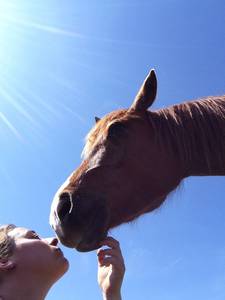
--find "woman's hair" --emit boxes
[0,224,16,259]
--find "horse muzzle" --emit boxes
[50,190,109,251]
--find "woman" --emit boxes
[0,224,125,300]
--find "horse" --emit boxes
[50,70,225,252]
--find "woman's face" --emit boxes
[8,227,69,282]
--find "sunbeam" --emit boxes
[0,111,23,141]
[0,83,40,128]
[1,16,85,39]
[0,1,87,143]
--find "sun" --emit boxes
[0,1,85,141]
[0,1,40,141]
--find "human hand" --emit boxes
[97,237,125,300]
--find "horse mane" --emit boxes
[82,95,225,174]
[152,96,225,174]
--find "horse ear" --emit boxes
[95,116,101,123]
[129,69,157,112]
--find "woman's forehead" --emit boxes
[8,227,32,239]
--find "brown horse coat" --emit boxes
[50,70,225,251]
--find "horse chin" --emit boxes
[55,225,108,252]
[75,231,108,252]
[75,219,109,252]
[54,210,109,252]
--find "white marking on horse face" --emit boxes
[50,142,106,230]
[81,132,94,160]
[49,173,73,229]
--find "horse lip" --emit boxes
[52,194,109,251]
[76,242,100,252]
[53,211,109,251]
[75,231,108,252]
[52,220,84,249]
[58,232,83,249]
[74,214,109,251]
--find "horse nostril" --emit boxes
[57,192,73,221]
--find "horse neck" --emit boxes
[151,95,225,177]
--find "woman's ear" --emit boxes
[0,258,15,271]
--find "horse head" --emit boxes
[50,70,183,251]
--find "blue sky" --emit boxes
[0,0,225,299]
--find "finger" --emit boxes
[99,236,120,249]
[97,249,125,266]
[97,252,123,267]
[100,256,125,272]
[97,248,122,260]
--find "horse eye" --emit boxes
[107,122,127,139]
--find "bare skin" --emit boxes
[98,237,125,300]
[0,226,125,300]
[0,227,69,300]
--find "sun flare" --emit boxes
[0,1,85,142]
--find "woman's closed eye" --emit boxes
[27,231,41,240]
